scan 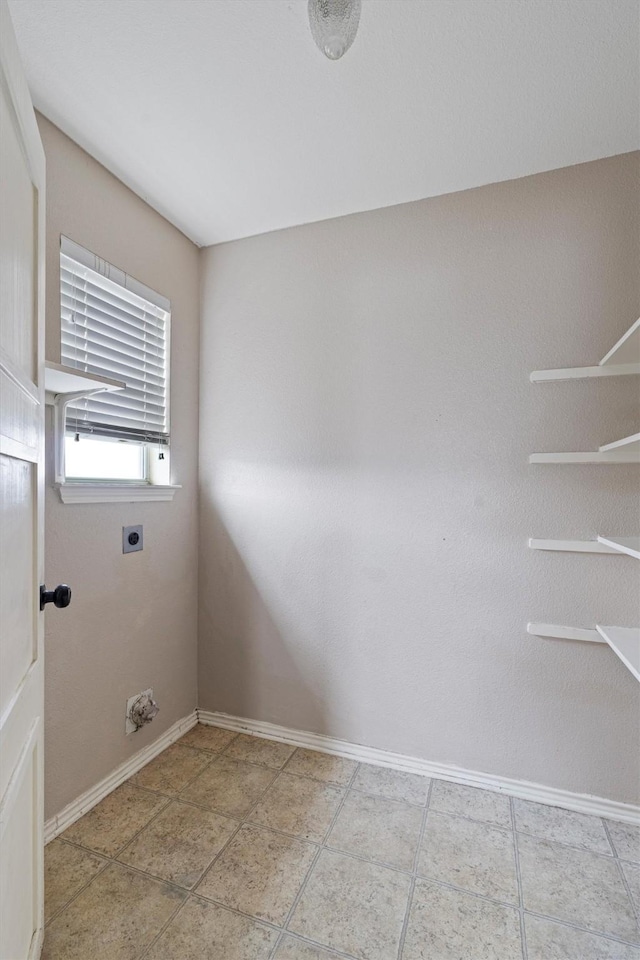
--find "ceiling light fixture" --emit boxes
[308,0,361,60]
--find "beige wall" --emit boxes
[39,115,200,820]
[199,153,640,804]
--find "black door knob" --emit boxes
[40,584,72,611]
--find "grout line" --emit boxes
[274,931,362,960]
[510,830,618,859]
[349,784,426,809]
[602,820,640,931]
[109,796,175,860]
[600,816,619,857]
[186,889,283,932]
[396,776,433,960]
[56,836,227,897]
[44,848,112,927]
[188,760,294,907]
[521,908,640,947]
[136,896,189,960]
[510,797,528,960]
[270,757,362,958]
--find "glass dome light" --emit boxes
[308,0,362,61]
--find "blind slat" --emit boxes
[62,353,166,390]
[61,255,167,320]
[61,248,170,444]
[61,290,166,343]
[67,406,166,429]
[66,391,166,418]
[60,278,167,332]
[61,333,165,380]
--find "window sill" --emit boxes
[57,483,181,504]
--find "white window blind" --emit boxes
[60,237,170,445]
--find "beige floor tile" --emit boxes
[44,840,105,923]
[418,812,518,904]
[61,783,168,857]
[430,780,512,828]
[289,849,410,960]
[402,878,522,960]
[145,897,278,960]
[518,834,639,942]
[525,915,640,959]
[197,823,316,924]
[179,724,238,753]
[607,819,640,863]
[224,733,296,769]
[130,744,212,796]
[117,800,237,888]
[274,937,345,959]
[351,763,429,805]
[250,773,343,842]
[327,791,422,871]
[513,798,612,854]
[621,860,640,912]
[42,862,185,960]
[285,749,357,786]
[179,756,276,817]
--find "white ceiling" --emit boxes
[9,0,640,247]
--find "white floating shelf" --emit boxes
[599,432,640,454]
[527,622,603,643]
[530,317,640,380]
[595,625,640,682]
[45,361,125,399]
[530,363,640,382]
[596,536,640,560]
[528,539,617,554]
[529,450,639,464]
[528,622,640,682]
[600,317,640,367]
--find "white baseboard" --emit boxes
[198,710,640,825]
[45,711,198,844]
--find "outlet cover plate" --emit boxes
[126,688,153,734]
[123,524,143,554]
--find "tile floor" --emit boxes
[44,724,640,959]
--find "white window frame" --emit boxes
[50,238,180,503]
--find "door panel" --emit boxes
[0,1,46,957]
[0,722,40,960]
[0,456,36,718]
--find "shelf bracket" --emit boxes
[52,388,115,485]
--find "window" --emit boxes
[64,435,146,481]
[60,237,170,486]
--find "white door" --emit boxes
[0,2,47,957]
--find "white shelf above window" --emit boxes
[45,361,125,401]
[596,536,640,560]
[595,625,640,682]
